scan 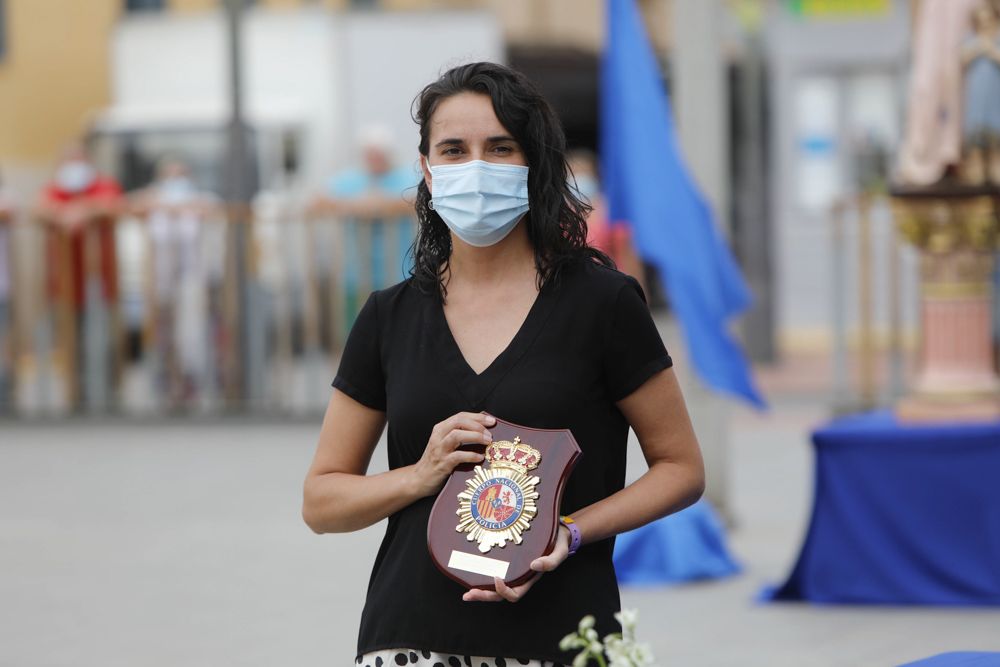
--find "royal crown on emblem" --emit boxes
[485,436,541,474]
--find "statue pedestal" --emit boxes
[892,186,1000,422]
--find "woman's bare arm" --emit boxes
[568,367,705,544]
[302,391,491,533]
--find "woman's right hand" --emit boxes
[410,412,496,498]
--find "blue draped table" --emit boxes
[765,410,1000,605]
[899,653,1000,666]
[613,499,740,585]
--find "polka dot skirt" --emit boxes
[356,649,566,667]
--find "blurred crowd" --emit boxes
[0,131,643,416]
[0,129,413,414]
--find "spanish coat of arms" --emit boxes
[455,436,541,553]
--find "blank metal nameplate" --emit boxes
[447,550,510,579]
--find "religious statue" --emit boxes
[892,0,1000,421]
[898,0,981,186]
[960,0,1000,185]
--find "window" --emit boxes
[125,0,165,11]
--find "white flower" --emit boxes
[560,633,585,651]
[613,608,640,642]
[614,609,639,632]
[565,610,655,667]
[630,643,655,666]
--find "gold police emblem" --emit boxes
[455,437,542,553]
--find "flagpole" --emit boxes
[222,0,261,408]
[671,0,734,522]
[733,2,776,363]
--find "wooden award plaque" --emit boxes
[426,417,582,590]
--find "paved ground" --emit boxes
[2,398,998,667]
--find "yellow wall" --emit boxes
[0,0,119,164]
[380,0,671,54]
[0,0,671,166]
[0,0,337,165]
[171,0,348,10]
[170,0,214,11]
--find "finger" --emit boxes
[445,450,486,468]
[531,529,570,572]
[530,551,566,572]
[442,428,492,451]
[462,411,496,426]
[445,412,497,431]
[434,420,489,447]
[447,417,495,439]
[463,588,503,602]
[493,576,521,603]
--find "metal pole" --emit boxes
[887,205,905,401]
[831,198,850,412]
[735,23,775,363]
[222,0,260,408]
[858,193,876,409]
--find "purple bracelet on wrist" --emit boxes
[560,516,582,556]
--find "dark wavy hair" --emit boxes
[410,61,613,297]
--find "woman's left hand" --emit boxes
[462,525,571,603]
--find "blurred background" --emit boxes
[2,1,999,665]
[0,0,934,417]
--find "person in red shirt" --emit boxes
[35,143,124,408]
[0,172,15,410]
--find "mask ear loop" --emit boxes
[424,155,434,211]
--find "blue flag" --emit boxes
[601,0,766,408]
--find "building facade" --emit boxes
[0,0,671,187]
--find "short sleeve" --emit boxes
[603,276,673,402]
[332,292,387,410]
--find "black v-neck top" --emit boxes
[332,259,672,663]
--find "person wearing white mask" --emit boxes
[303,63,704,665]
[131,158,214,404]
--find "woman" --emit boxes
[303,62,704,666]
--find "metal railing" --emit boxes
[0,202,415,416]
[828,194,917,413]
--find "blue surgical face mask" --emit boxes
[427,159,529,247]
